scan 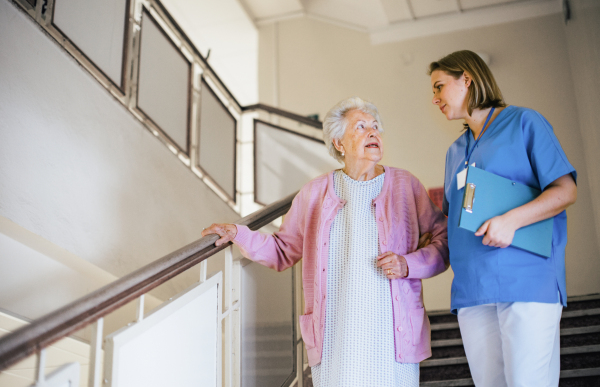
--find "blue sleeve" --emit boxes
[442,150,450,217]
[522,110,577,190]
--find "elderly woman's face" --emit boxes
[335,109,383,163]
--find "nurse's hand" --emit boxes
[376,252,409,279]
[475,214,517,248]
[417,232,432,249]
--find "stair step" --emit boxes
[431,338,463,347]
[431,322,459,331]
[424,345,600,369]
[421,356,468,368]
[561,345,600,355]
[560,367,600,379]
[420,378,473,386]
[430,325,600,349]
[561,326,600,336]
[562,307,600,318]
[420,363,471,382]
[429,345,466,359]
[427,308,600,332]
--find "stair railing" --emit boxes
[0,192,297,386]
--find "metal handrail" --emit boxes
[0,192,297,371]
[243,103,323,129]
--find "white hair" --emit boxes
[322,97,383,163]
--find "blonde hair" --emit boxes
[428,50,506,116]
[323,97,383,163]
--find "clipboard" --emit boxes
[459,166,553,257]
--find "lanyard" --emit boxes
[464,107,495,166]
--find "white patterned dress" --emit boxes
[311,170,419,387]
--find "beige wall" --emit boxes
[0,1,238,322]
[259,13,600,311]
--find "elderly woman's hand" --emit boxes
[375,232,433,279]
[201,223,238,246]
[376,252,409,279]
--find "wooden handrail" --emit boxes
[0,192,297,371]
[243,103,323,129]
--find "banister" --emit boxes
[0,191,297,371]
[243,103,323,129]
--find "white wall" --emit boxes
[563,0,600,255]
[259,12,600,310]
[0,0,238,321]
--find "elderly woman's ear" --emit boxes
[332,138,345,156]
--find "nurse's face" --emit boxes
[431,70,471,120]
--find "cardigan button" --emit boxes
[395,295,400,301]
[396,326,402,332]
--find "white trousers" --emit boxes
[457,300,563,387]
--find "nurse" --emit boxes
[428,50,577,386]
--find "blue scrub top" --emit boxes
[443,106,577,314]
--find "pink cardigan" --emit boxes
[234,166,449,366]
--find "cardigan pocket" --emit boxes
[409,307,425,346]
[299,314,316,349]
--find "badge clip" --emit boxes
[463,183,476,213]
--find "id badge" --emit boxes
[457,163,475,190]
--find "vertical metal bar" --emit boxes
[136,294,145,322]
[200,260,207,283]
[223,246,233,387]
[295,263,304,387]
[88,318,104,387]
[231,251,242,387]
[35,349,46,384]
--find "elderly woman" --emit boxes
[203,97,449,386]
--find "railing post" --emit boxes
[296,261,305,387]
[88,317,104,387]
[200,260,207,283]
[136,294,145,322]
[35,349,46,384]
[223,246,233,387]
[231,249,242,387]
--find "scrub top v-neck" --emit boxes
[442,105,577,314]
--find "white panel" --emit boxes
[138,11,190,152]
[254,121,340,205]
[29,362,80,387]
[199,82,236,199]
[104,275,221,387]
[53,0,128,88]
[409,0,460,18]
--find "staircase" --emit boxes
[422,295,600,386]
[243,323,295,387]
[303,295,600,386]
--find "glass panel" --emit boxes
[53,0,128,88]
[254,121,340,205]
[137,11,190,153]
[242,262,294,387]
[198,80,236,200]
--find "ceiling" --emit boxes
[241,0,561,37]
[159,0,561,105]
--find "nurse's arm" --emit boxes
[475,173,577,248]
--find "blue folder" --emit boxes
[459,166,553,257]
